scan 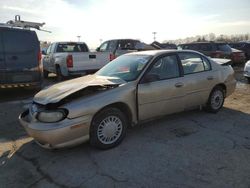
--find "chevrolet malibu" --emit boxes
[19,50,236,149]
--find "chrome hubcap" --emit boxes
[97,116,123,144]
[211,90,223,110]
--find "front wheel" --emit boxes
[205,86,225,113]
[90,108,128,149]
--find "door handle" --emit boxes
[207,76,214,80]
[175,82,183,88]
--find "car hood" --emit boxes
[34,75,126,105]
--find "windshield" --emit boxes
[96,54,152,82]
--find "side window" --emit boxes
[147,55,180,80]
[200,44,212,51]
[202,57,211,71]
[46,45,52,54]
[99,42,109,52]
[179,52,208,74]
[50,43,56,53]
[107,41,117,52]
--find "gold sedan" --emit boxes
[19,50,236,149]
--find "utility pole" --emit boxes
[77,36,81,42]
[152,32,157,41]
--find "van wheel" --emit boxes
[56,66,64,81]
[43,70,49,78]
[90,108,128,149]
[205,86,225,113]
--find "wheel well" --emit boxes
[214,83,227,96]
[92,102,133,127]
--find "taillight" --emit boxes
[233,52,244,57]
[109,54,116,61]
[38,51,42,72]
[38,51,42,62]
[66,55,73,68]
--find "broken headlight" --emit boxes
[37,109,68,123]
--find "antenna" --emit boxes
[152,32,157,41]
[4,15,51,33]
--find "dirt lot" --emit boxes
[1,69,250,188]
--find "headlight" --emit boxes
[37,109,68,123]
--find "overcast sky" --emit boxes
[0,0,250,48]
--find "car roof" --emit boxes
[126,49,204,56]
[108,39,140,42]
[0,26,35,33]
[181,42,227,45]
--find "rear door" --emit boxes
[2,29,41,84]
[0,30,5,84]
[178,52,218,109]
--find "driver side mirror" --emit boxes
[96,47,100,52]
[141,74,160,83]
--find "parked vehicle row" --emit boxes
[19,50,236,149]
[179,42,246,64]
[0,22,248,91]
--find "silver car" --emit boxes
[19,50,236,149]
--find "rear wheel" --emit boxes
[90,108,128,149]
[205,86,225,113]
[43,69,49,78]
[56,66,64,81]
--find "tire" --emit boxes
[205,86,225,113]
[56,66,64,81]
[43,69,49,78]
[247,77,250,83]
[90,108,128,149]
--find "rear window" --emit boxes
[182,44,199,50]
[3,30,38,53]
[117,40,139,50]
[178,52,211,74]
[200,44,212,51]
[56,43,88,52]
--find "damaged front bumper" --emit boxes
[19,110,91,149]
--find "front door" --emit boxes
[137,54,185,121]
